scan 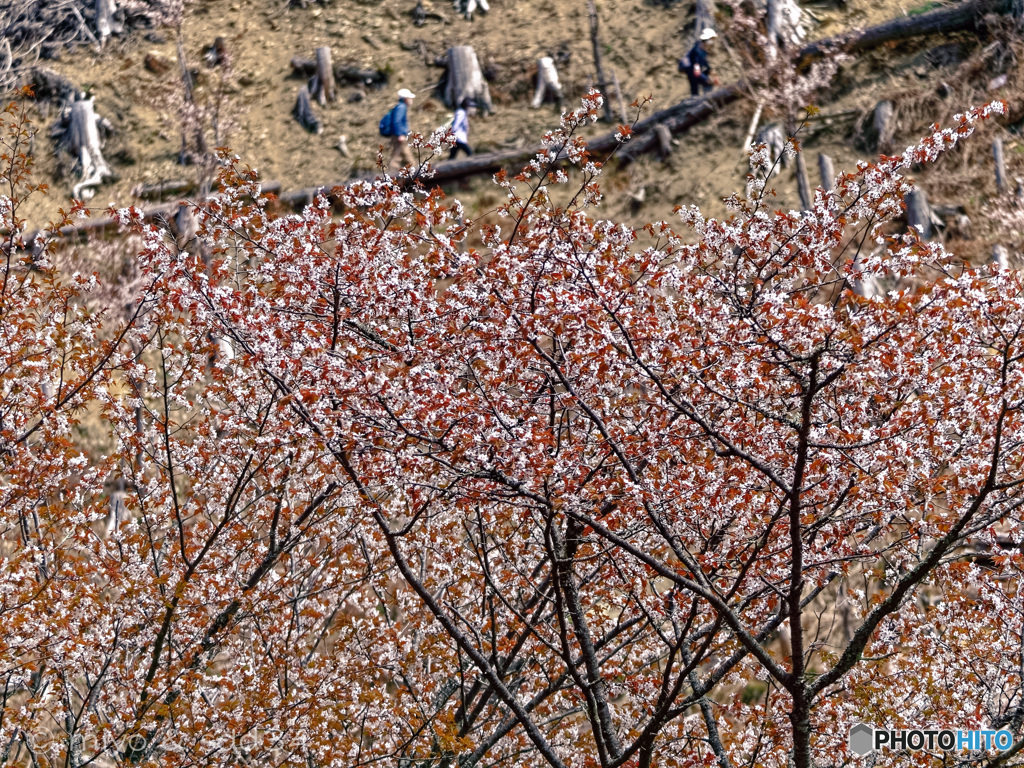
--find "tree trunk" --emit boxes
[818,153,834,192]
[766,0,781,61]
[695,0,716,40]
[610,69,627,123]
[69,98,113,199]
[587,0,615,122]
[906,187,932,239]
[742,102,763,153]
[311,46,336,105]
[873,100,895,154]
[293,84,322,134]
[994,244,1010,269]
[799,0,1012,61]
[444,46,493,114]
[95,0,121,47]
[795,149,812,210]
[994,138,1007,193]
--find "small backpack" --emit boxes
[379,106,397,137]
[678,55,691,73]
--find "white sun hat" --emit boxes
[397,88,416,99]
[700,27,717,41]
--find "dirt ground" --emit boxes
[12,0,1024,254]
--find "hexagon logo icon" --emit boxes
[849,723,874,756]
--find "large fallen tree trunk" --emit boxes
[798,0,1011,60]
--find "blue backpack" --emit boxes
[379,106,397,137]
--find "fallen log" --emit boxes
[132,179,194,200]
[798,0,1011,61]
[290,58,389,88]
[293,84,322,134]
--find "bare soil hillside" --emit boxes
[12,0,1024,256]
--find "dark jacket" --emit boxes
[683,41,711,77]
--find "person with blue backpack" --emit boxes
[379,88,416,172]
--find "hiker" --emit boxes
[380,88,416,172]
[531,55,563,110]
[454,0,488,21]
[450,99,476,159]
[680,28,719,97]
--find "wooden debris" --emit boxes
[799,0,1014,62]
[586,0,615,122]
[994,138,1008,193]
[132,179,193,200]
[144,52,173,75]
[610,69,627,123]
[204,37,229,67]
[654,124,673,160]
[756,123,787,175]
[742,102,763,153]
[531,57,563,109]
[290,58,389,88]
[953,213,973,240]
[69,97,114,199]
[310,46,336,105]
[444,46,493,113]
[873,100,895,153]
[293,84,323,134]
[27,68,76,103]
[795,150,812,211]
[95,0,122,48]
[906,187,932,239]
[994,244,1010,269]
[818,153,835,192]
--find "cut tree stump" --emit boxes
[293,84,322,134]
[95,0,122,48]
[795,150,812,210]
[906,187,932,239]
[873,100,895,153]
[654,124,673,160]
[994,244,1010,269]
[444,46,493,113]
[818,153,835,192]
[994,138,1007,193]
[531,57,563,109]
[69,97,114,199]
[587,0,615,122]
[311,46,336,105]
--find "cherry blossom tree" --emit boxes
[3,89,1024,768]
